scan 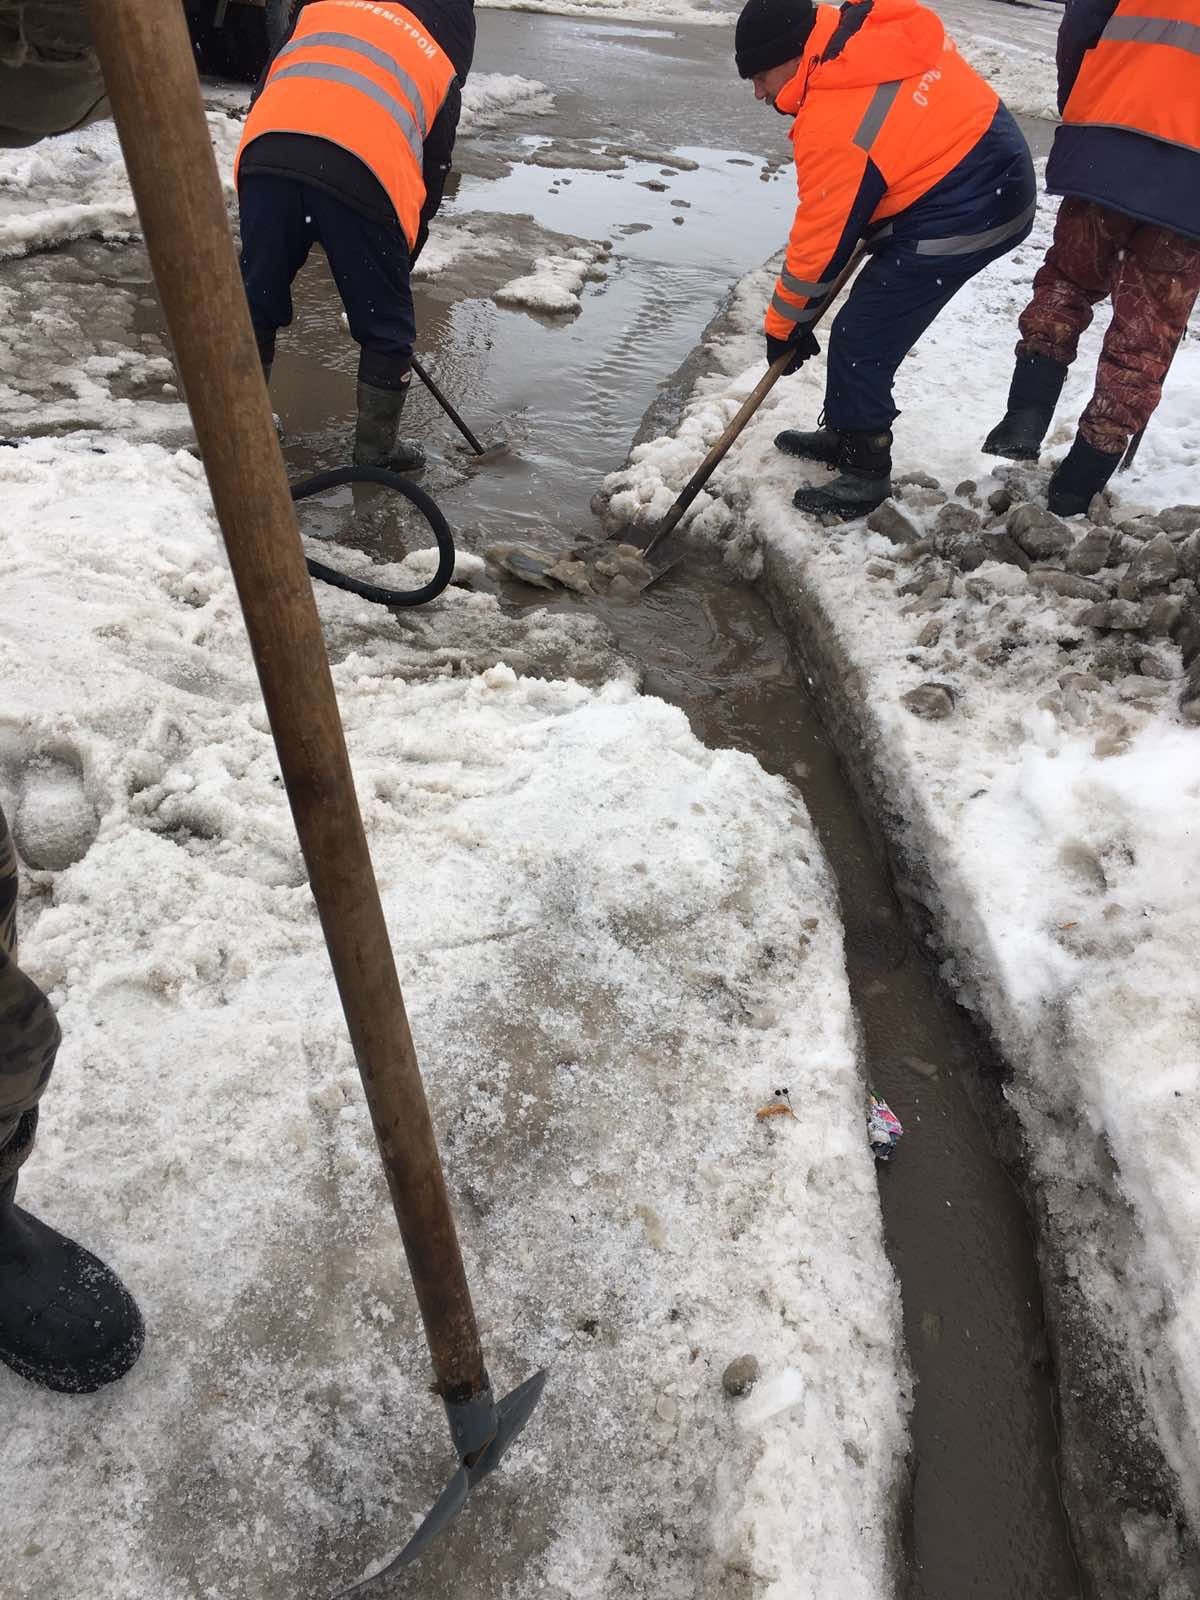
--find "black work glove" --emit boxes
[766,327,820,375]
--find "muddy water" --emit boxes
[21,8,1084,1592]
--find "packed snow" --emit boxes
[495,242,612,314]
[0,422,907,1599]
[599,178,1200,1552]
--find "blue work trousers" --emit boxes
[238,175,416,389]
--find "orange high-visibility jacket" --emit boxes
[1062,0,1200,153]
[766,0,1011,340]
[235,0,457,250]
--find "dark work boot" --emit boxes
[0,1175,144,1393]
[774,425,842,466]
[1047,433,1123,518]
[982,351,1069,461]
[353,379,426,473]
[792,430,892,520]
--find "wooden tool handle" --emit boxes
[88,0,485,1397]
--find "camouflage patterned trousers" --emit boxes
[0,804,60,1184]
[1017,196,1200,455]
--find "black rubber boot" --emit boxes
[353,379,426,473]
[774,425,842,465]
[1047,433,1123,518]
[0,1175,144,1393]
[792,430,892,520]
[982,351,1069,461]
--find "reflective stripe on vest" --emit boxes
[1062,0,1200,155]
[235,0,456,248]
[852,80,903,152]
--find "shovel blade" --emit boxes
[330,1370,547,1597]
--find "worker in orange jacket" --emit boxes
[235,0,474,473]
[735,0,1035,518]
[983,0,1200,514]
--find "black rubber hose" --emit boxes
[290,464,456,608]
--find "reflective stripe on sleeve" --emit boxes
[769,291,822,324]
[852,80,902,152]
[267,61,425,164]
[779,267,836,298]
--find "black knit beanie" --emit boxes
[734,0,817,78]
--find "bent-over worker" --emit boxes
[735,0,1035,518]
[235,0,475,472]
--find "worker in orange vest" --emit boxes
[735,0,1035,519]
[235,0,475,472]
[983,0,1200,515]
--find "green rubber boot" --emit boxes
[353,379,426,473]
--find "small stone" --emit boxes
[866,559,895,579]
[722,1354,761,1397]
[866,499,922,545]
[1118,514,1163,542]
[1149,594,1187,638]
[955,538,991,572]
[894,538,935,565]
[902,576,953,614]
[955,479,978,499]
[1176,535,1200,581]
[1179,667,1200,723]
[935,502,983,539]
[899,485,947,512]
[1159,505,1200,535]
[894,470,939,490]
[983,528,1032,571]
[1028,570,1107,602]
[1171,610,1200,670]
[655,1394,680,1424]
[916,619,942,647]
[1007,503,1073,561]
[1059,670,1102,693]
[1116,675,1169,701]
[1076,599,1150,632]
[1087,494,1114,527]
[1065,528,1114,576]
[987,487,1014,515]
[902,682,955,719]
[1122,535,1180,597]
[1138,653,1173,680]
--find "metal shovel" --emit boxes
[625,243,869,591]
[412,356,510,464]
[88,3,545,1591]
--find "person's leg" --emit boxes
[791,246,982,518]
[0,803,143,1394]
[309,188,424,471]
[985,198,1133,459]
[1048,220,1200,514]
[236,173,314,381]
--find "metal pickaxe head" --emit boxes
[332,1369,548,1596]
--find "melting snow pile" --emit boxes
[0,435,907,1599]
[598,182,1200,1573]
[495,241,613,314]
[459,72,555,132]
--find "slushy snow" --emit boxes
[0,421,907,1599]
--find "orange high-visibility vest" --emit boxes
[235,0,457,249]
[1062,0,1200,154]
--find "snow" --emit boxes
[598,180,1200,1533]
[0,431,908,1596]
[459,73,555,132]
[478,0,733,25]
[495,242,612,314]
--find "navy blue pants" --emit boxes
[238,175,416,389]
[823,234,1029,433]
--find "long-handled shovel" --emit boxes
[411,356,509,464]
[87,2,545,1590]
[630,243,868,588]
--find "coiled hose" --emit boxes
[290,464,456,608]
